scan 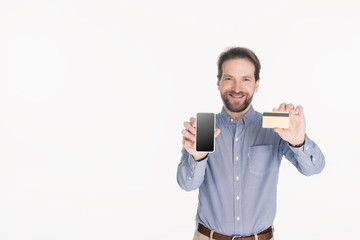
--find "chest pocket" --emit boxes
[248,145,273,174]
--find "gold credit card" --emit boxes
[262,112,289,128]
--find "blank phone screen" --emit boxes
[196,113,215,152]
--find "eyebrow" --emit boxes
[223,74,253,78]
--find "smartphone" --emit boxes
[196,113,215,152]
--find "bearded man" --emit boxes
[177,47,325,240]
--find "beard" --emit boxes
[220,91,254,113]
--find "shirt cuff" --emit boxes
[288,134,318,165]
[288,134,312,154]
[188,153,208,174]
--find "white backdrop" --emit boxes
[0,0,359,239]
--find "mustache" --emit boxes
[228,91,246,95]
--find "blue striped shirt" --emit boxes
[177,106,325,236]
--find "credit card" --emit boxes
[262,112,289,128]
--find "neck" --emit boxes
[224,104,252,124]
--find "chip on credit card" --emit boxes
[262,112,289,128]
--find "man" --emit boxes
[177,47,325,240]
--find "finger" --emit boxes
[214,128,221,138]
[182,139,195,149]
[295,105,304,115]
[183,136,195,144]
[274,127,285,134]
[181,129,195,141]
[183,121,196,135]
[272,108,278,112]
[190,117,196,128]
[278,103,286,112]
[285,103,295,112]
[289,108,296,118]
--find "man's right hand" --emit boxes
[182,117,221,161]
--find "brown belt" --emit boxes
[197,223,273,240]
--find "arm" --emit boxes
[273,103,325,175]
[280,134,325,176]
[177,116,221,191]
[176,147,208,191]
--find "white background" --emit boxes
[0,0,359,239]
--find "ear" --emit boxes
[255,79,260,92]
[217,79,220,90]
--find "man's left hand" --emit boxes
[272,103,306,147]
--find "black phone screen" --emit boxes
[196,113,215,152]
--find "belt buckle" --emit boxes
[231,235,242,240]
[232,234,258,240]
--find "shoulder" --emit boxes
[253,110,263,122]
[215,112,225,127]
[250,110,264,128]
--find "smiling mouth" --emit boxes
[229,94,245,99]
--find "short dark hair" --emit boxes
[217,47,261,81]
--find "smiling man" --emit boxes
[177,47,325,240]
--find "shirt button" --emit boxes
[305,146,309,150]
[313,157,316,161]
[192,164,195,168]
[231,119,233,122]
[235,138,239,142]
[236,196,240,200]
[236,156,239,161]
[237,216,240,221]
[236,176,239,181]
[188,177,192,180]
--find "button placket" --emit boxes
[233,126,243,232]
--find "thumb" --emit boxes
[274,127,285,135]
[214,128,221,138]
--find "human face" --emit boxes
[217,58,260,113]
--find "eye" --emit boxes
[244,78,250,81]
[224,77,232,80]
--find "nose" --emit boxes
[232,79,243,93]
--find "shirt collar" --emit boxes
[220,105,256,127]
